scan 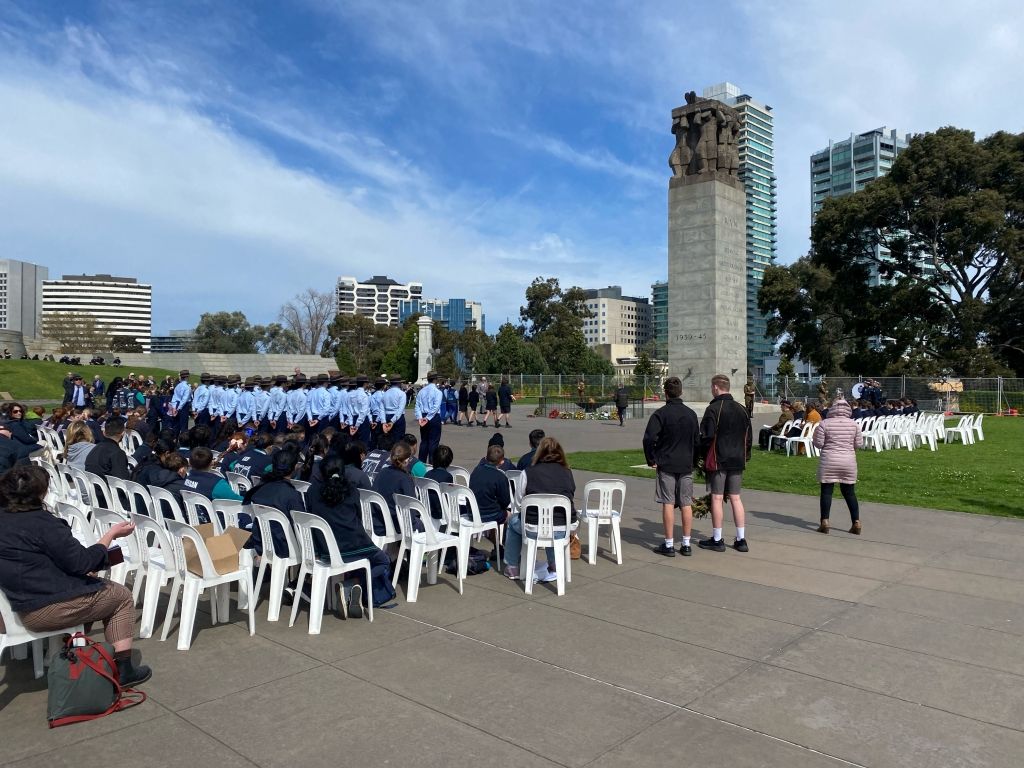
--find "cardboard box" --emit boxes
[184,523,250,576]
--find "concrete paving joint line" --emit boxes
[385,611,871,768]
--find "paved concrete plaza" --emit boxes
[3,406,1024,767]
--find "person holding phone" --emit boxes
[0,465,152,686]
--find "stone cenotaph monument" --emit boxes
[667,90,747,402]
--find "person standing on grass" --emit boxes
[698,374,752,553]
[643,376,700,556]
[812,395,863,535]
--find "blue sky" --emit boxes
[2,1,1021,334]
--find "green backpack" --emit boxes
[47,633,146,728]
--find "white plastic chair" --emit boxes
[160,519,255,650]
[290,479,311,496]
[210,499,245,534]
[67,466,94,508]
[521,493,574,597]
[54,501,98,546]
[0,589,83,679]
[181,490,215,526]
[289,510,374,633]
[972,412,985,442]
[579,479,625,565]
[445,484,502,575]
[358,488,403,550]
[944,415,974,445]
[449,465,471,487]
[768,420,796,451]
[105,475,134,517]
[91,508,143,599]
[130,513,174,639]
[123,480,154,520]
[148,485,188,525]
[784,422,818,457]
[392,494,463,600]
[121,429,143,454]
[225,471,253,495]
[505,469,527,515]
[913,414,939,451]
[84,471,114,510]
[251,505,301,622]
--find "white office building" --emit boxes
[336,275,423,326]
[581,286,653,360]
[0,258,48,338]
[42,274,153,351]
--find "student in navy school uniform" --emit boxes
[243,448,306,552]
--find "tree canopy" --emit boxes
[193,311,300,354]
[760,127,1024,376]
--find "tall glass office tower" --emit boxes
[702,83,777,377]
[651,281,668,361]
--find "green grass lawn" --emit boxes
[568,417,1024,518]
[0,359,182,402]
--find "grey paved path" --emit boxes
[3,407,1024,767]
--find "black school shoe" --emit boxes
[732,539,749,553]
[679,544,693,556]
[346,584,364,619]
[652,542,676,557]
[698,537,726,552]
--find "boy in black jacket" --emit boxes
[642,376,699,556]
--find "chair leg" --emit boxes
[267,562,287,622]
[139,571,163,639]
[131,568,144,607]
[587,518,598,565]
[524,539,537,595]
[391,540,407,588]
[308,572,327,635]
[288,565,307,627]
[178,580,201,651]
[216,581,231,623]
[554,542,567,597]
[243,572,255,636]
[611,518,622,565]
[31,639,45,679]
[253,558,269,610]
[363,564,374,622]
[160,577,181,642]
[407,542,424,602]
[494,526,502,570]
[458,528,471,582]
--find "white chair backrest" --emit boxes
[181,490,214,526]
[395,493,441,545]
[447,484,483,525]
[0,588,33,642]
[105,476,133,517]
[521,493,572,539]
[35,460,64,499]
[505,469,527,513]
[583,479,626,517]
[225,471,252,495]
[84,471,113,510]
[55,501,97,546]
[251,504,299,562]
[290,479,311,496]
[211,500,244,533]
[290,509,342,569]
[92,508,141,563]
[357,488,398,538]
[123,480,154,519]
[68,466,93,506]
[165,519,216,579]
[121,429,143,453]
[130,512,173,568]
[148,485,187,525]
[449,466,471,487]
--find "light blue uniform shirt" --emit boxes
[268,386,286,422]
[337,389,352,425]
[221,387,239,420]
[236,390,256,423]
[369,389,384,423]
[415,383,442,420]
[382,386,406,422]
[350,388,371,428]
[192,384,210,413]
[253,388,270,421]
[171,380,192,411]
[286,389,307,424]
[326,386,339,420]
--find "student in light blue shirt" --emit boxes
[207,378,224,421]
[253,377,271,430]
[369,377,386,448]
[306,373,332,434]
[236,378,257,427]
[332,376,349,433]
[349,375,372,444]
[381,375,407,449]
[286,375,308,429]
[267,374,288,433]
[414,371,443,463]
[221,375,240,423]
[192,373,212,430]
[169,369,193,436]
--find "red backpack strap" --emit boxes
[48,637,148,728]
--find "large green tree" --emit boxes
[479,323,548,374]
[322,314,400,375]
[193,311,263,353]
[761,127,1024,376]
[519,276,614,375]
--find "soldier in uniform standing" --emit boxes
[380,375,406,449]
[415,371,443,463]
[169,369,193,437]
[743,377,756,418]
[193,373,212,430]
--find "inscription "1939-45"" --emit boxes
[676,333,707,342]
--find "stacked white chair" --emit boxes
[521,493,574,597]
[579,479,626,565]
[161,519,255,650]
[392,494,463,601]
[289,510,374,633]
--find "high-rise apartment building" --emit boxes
[42,273,152,350]
[810,128,911,285]
[0,258,48,338]
[398,298,485,333]
[150,329,196,353]
[651,280,668,361]
[702,82,778,376]
[581,286,652,355]
[336,275,423,326]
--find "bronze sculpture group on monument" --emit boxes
[667,90,748,402]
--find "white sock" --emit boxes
[682,535,691,546]
[736,527,745,541]
[713,527,722,541]
[664,537,674,547]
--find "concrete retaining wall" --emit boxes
[66,352,334,378]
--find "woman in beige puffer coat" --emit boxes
[811,398,863,534]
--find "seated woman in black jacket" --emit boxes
[243,448,306,557]
[370,441,419,534]
[0,465,151,685]
[502,437,577,582]
[307,454,396,613]
[4,403,39,449]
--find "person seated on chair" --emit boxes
[185,447,243,502]
[502,438,577,583]
[0,423,37,472]
[158,453,189,505]
[222,432,273,480]
[468,445,512,526]
[785,401,807,438]
[371,441,420,534]
[306,454,397,613]
[400,434,428,477]
[338,440,372,491]
[758,402,793,450]
[0,465,152,686]
[243,447,306,554]
[424,444,454,522]
[85,416,130,481]
[477,432,514,471]
[4,403,39,449]
[516,429,545,470]
[62,421,96,470]
[804,401,822,424]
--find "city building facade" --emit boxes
[336,275,423,326]
[651,280,668,361]
[702,82,778,377]
[0,258,48,338]
[398,297,485,333]
[42,273,152,351]
[150,329,196,353]
[581,286,652,357]
[810,127,911,285]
